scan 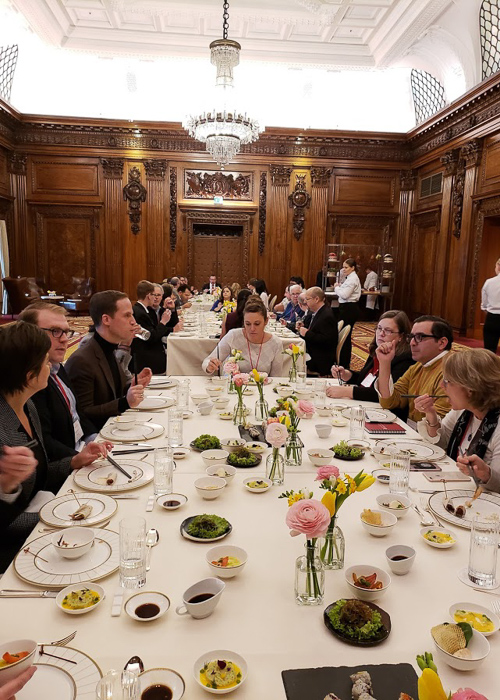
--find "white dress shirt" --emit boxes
[481,274,500,314]
[336,271,361,303]
[363,271,379,310]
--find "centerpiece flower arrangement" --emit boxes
[283,343,304,381]
[232,372,250,425]
[222,299,236,313]
[416,652,488,700]
[277,398,315,467]
[223,349,243,393]
[282,494,331,605]
[251,369,269,420]
[265,421,288,484]
[316,466,375,569]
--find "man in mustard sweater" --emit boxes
[376,315,453,429]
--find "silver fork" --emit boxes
[420,496,444,526]
[491,600,500,615]
[39,630,77,647]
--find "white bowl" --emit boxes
[245,442,268,454]
[207,386,224,397]
[449,601,500,637]
[433,627,490,671]
[195,476,226,500]
[201,449,230,467]
[376,494,411,519]
[193,649,248,694]
[360,510,397,537]
[211,377,227,387]
[346,438,371,452]
[206,545,248,579]
[243,477,272,493]
[345,564,391,601]
[217,412,233,421]
[385,545,416,576]
[316,407,333,417]
[372,468,390,485]
[139,668,185,700]
[420,527,456,549]
[307,448,334,467]
[125,591,170,622]
[172,447,190,460]
[277,386,294,398]
[56,582,105,615]
[220,438,246,453]
[206,465,236,485]
[191,394,210,405]
[315,424,333,439]
[0,639,37,686]
[211,397,230,409]
[111,415,136,431]
[331,417,348,427]
[295,389,313,399]
[52,527,95,559]
[156,493,188,510]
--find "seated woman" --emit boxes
[247,278,269,309]
[415,348,500,493]
[220,288,252,338]
[211,285,235,312]
[0,322,109,572]
[327,310,413,403]
[203,299,284,376]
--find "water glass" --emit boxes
[134,326,150,341]
[96,670,139,700]
[468,516,499,588]
[154,447,174,495]
[296,371,306,389]
[176,379,190,409]
[389,449,411,495]
[168,408,184,448]
[119,516,146,589]
[314,379,327,408]
[349,405,365,440]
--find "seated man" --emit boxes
[131,280,177,374]
[177,283,193,309]
[299,287,338,376]
[65,290,150,430]
[148,283,165,323]
[19,302,98,460]
[375,314,452,428]
[278,284,304,324]
[202,275,220,293]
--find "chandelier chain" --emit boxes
[222,0,230,40]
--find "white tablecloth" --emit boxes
[2,377,497,700]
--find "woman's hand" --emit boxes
[71,441,113,470]
[0,665,37,700]
[326,385,353,399]
[206,358,222,374]
[456,454,491,484]
[413,394,439,425]
[330,365,352,382]
[0,446,37,494]
[375,339,397,364]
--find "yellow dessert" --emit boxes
[62,588,101,610]
[453,609,495,634]
[423,530,455,544]
[361,509,382,526]
[200,659,242,690]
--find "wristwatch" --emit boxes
[424,417,440,429]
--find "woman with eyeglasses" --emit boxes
[415,349,500,493]
[327,310,413,403]
[334,258,362,368]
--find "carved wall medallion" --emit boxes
[101,158,124,179]
[461,138,483,168]
[288,174,311,241]
[270,165,293,187]
[184,170,253,200]
[310,167,331,188]
[169,167,177,252]
[123,166,146,234]
[144,159,167,180]
[8,152,26,175]
[400,169,417,191]
[258,171,267,255]
[440,149,460,176]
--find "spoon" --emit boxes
[145,528,159,571]
[411,504,435,526]
[124,656,144,674]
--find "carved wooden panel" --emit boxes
[192,236,217,290]
[480,136,500,193]
[407,211,441,318]
[332,171,397,209]
[29,158,99,200]
[184,170,253,200]
[0,147,8,196]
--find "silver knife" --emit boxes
[0,590,57,597]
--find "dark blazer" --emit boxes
[303,304,338,376]
[131,302,178,375]
[31,365,96,460]
[349,350,415,406]
[65,335,130,430]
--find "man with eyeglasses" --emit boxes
[376,315,453,428]
[299,287,338,376]
[277,285,304,325]
[18,302,105,460]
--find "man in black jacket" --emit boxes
[299,287,338,376]
[131,280,179,374]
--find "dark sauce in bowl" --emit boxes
[390,555,408,561]
[141,684,172,700]
[188,592,214,604]
[163,500,180,508]
[135,603,161,619]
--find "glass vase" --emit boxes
[228,377,237,394]
[255,397,269,421]
[295,540,324,606]
[288,363,297,382]
[319,520,345,570]
[266,450,284,485]
[285,432,303,467]
[233,396,247,426]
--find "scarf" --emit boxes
[446,407,500,461]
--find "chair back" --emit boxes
[2,277,37,315]
[71,277,95,300]
[337,320,344,332]
[26,277,45,297]
[269,294,277,311]
[336,325,351,365]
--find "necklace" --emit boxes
[245,332,264,371]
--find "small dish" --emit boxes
[195,476,226,500]
[385,545,416,576]
[138,668,185,700]
[156,493,188,510]
[182,410,194,419]
[220,438,246,453]
[376,494,411,519]
[191,394,210,405]
[433,626,490,671]
[345,564,391,602]
[372,468,390,484]
[206,465,236,485]
[243,477,272,493]
[245,442,268,454]
[346,438,371,452]
[0,639,37,685]
[55,582,105,615]
[360,510,397,537]
[51,527,95,559]
[448,601,500,637]
[331,417,348,427]
[316,407,333,417]
[193,649,248,694]
[420,527,456,548]
[206,545,248,579]
[218,412,233,421]
[207,386,224,396]
[172,447,190,460]
[277,386,294,398]
[211,398,230,409]
[323,600,391,647]
[307,448,334,467]
[125,591,170,622]
[201,450,230,467]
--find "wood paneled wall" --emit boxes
[4,71,500,333]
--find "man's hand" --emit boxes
[206,358,222,374]
[127,384,145,408]
[0,446,37,494]
[375,339,397,364]
[174,320,184,332]
[71,441,113,470]
[160,309,172,325]
[134,368,152,387]
[299,326,308,337]
[456,454,491,484]
[164,298,175,310]
[0,665,37,700]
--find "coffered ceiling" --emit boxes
[9,0,455,68]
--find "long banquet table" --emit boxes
[2,376,498,699]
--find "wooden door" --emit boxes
[472,216,500,338]
[217,236,242,285]
[192,236,217,291]
[192,229,243,290]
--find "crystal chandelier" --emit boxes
[183,0,262,169]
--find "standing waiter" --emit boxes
[335,258,361,369]
[482,258,500,354]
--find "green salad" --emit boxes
[186,514,230,539]
[331,440,363,459]
[192,434,221,451]
[327,599,384,641]
[227,448,259,467]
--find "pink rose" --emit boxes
[267,417,279,424]
[296,399,315,419]
[265,422,288,448]
[223,361,238,375]
[233,372,250,387]
[451,690,489,700]
[285,498,331,539]
[315,465,340,481]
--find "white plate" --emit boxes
[342,407,396,422]
[176,331,196,337]
[180,516,232,543]
[149,377,178,388]
[379,439,445,462]
[55,582,105,615]
[73,459,154,493]
[17,646,101,700]
[449,601,500,636]
[429,489,500,529]
[14,529,119,588]
[100,422,164,442]
[136,396,175,410]
[39,493,117,528]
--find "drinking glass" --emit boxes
[168,408,184,448]
[134,327,150,341]
[389,449,411,495]
[96,670,139,700]
[468,516,499,588]
[349,405,365,440]
[296,371,306,390]
[314,379,327,408]
[119,516,146,589]
[176,379,190,409]
[154,447,174,496]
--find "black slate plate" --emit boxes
[282,662,418,700]
[238,424,271,446]
[180,515,232,542]
[332,451,364,461]
[323,599,391,646]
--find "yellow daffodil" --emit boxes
[336,480,347,495]
[346,476,357,493]
[288,493,305,507]
[417,669,447,700]
[321,491,336,517]
[279,415,291,428]
[251,369,260,382]
[356,474,376,492]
